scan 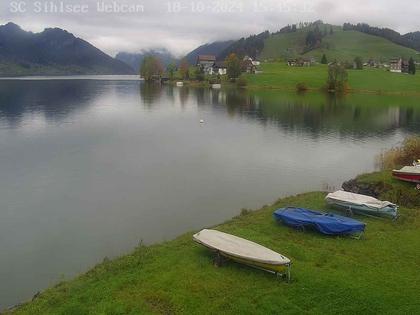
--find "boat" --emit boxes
[392,166,420,183]
[325,191,398,219]
[193,229,291,279]
[273,207,365,237]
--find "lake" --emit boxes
[0,77,419,309]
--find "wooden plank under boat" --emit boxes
[392,166,420,183]
[193,229,291,278]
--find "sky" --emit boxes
[1,0,420,57]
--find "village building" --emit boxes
[287,58,312,67]
[389,58,410,73]
[197,55,216,75]
[213,61,227,75]
[243,56,261,74]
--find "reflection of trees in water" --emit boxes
[190,88,420,137]
[0,80,103,128]
[137,84,420,137]
[139,82,164,107]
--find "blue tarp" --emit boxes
[273,207,365,235]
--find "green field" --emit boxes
[9,172,420,315]
[260,26,420,63]
[245,63,420,94]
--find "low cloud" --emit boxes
[0,0,419,57]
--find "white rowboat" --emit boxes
[193,229,291,279]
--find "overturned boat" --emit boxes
[193,229,291,280]
[325,190,398,219]
[273,207,365,237]
[392,166,420,183]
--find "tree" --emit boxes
[321,54,328,64]
[140,56,163,81]
[408,57,416,75]
[354,57,363,70]
[327,63,348,93]
[166,63,176,80]
[179,59,190,80]
[225,53,242,79]
[194,66,205,81]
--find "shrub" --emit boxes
[296,82,309,92]
[326,63,348,93]
[236,76,248,88]
[376,135,420,169]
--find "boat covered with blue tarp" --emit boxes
[273,207,366,236]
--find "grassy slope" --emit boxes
[261,27,420,63]
[245,63,420,94]
[10,184,420,314]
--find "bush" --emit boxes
[236,76,248,88]
[326,63,349,93]
[376,136,420,169]
[296,82,309,92]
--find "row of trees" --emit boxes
[140,53,245,82]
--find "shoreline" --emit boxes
[7,171,420,314]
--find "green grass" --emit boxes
[260,26,420,63]
[306,30,420,62]
[246,62,420,94]
[9,178,420,314]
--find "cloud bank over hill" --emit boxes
[0,0,419,56]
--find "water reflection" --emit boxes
[2,81,419,137]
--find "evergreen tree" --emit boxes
[166,63,176,80]
[354,57,363,70]
[408,57,416,75]
[321,54,328,64]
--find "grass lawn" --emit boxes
[9,176,420,314]
[246,63,420,95]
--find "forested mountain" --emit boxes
[0,22,135,76]
[184,40,234,64]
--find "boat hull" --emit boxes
[326,198,398,219]
[392,170,420,183]
[193,229,291,277]
[221,253,290,274]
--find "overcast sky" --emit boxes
[1,0,419,57]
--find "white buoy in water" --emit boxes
[200,119,204,123]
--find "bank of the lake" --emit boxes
[244,63,420,95]
[9,171,420,315]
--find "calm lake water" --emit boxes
[0,77,419,309]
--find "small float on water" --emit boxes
[325,190,398,219]
[273,207,365,238]
[193,229,291,280]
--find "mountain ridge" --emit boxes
[0,22,135,76]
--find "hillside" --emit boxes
[184,40,234,64]
[0,23,135,76]
[261,25,420,62]
[116,49,175,73]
